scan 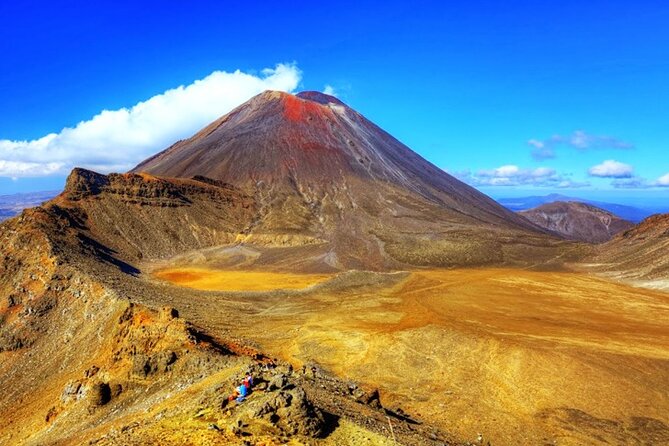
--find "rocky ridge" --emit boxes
[585,213,669,285]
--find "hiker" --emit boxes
[227,383,249,403]
[236,382,249,402]
[226,373,254,403]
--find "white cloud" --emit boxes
[479,165,556,181]
[656,173,669,187]
[0,160,65,177]
[454,164,584,188]
[556,180,591,189]
[0,63,302,178]
[323,85,337,96]
[529,130,634,160]
[588,160,634,178]
[611,172,669,189]
[611,177,649,189]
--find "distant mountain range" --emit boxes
[497,193,663,223]
[0,190,60,221]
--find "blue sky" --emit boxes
[1,1,668,205]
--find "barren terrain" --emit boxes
[3,90,668,445]
[149,264,669,445]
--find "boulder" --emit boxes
[89,382,111,406]
[268,373,288,391]
[248,387,325,437]
[160,306,179,320]
[61,380,85,403]
[131,350,178,377]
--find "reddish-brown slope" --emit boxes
[132,90,540,233]
[589,213,669,281]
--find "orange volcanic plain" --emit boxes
[151,266,669,445]
[154,268,332,292]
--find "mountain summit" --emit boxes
[133,90,525,223]
[131,90,556,269]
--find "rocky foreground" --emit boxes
[0,176,458,445]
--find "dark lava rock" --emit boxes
[160,306,179,320]
[89,382,112,406]
[358,388,382,409]
[45,406,58,423]
[131,350,178,377]
[268,373,288,391]
[249,387,325,437]
[84,365,100,378]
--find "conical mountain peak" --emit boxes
[131,90,547,265]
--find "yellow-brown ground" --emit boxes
[153,267,669,445]
[154,268,332,291]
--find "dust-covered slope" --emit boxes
[585,213,669,284]
[519,201,634,243]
